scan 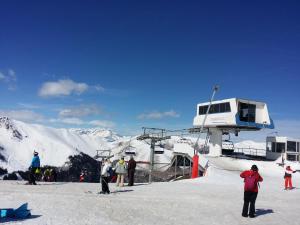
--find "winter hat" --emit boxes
[251,165,258,171]
[34,151,39,156]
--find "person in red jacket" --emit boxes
[284,166,296,190]
[240,165,263,218]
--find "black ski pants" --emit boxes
[128,169,135,186]
[29,167,37,185]
[242,191,258,217]
[101,176,110,193]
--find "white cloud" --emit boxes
[8,69,17,81]
[89,120,115,128]
[163,110,180,118]
[0,69,17,90]
[0,72,5,80]
[0,110,44,122]
[61,117,84,125]
[94,84,105,92]
[49,117,84,125]
[38,79,89,97]
[49,117,115,128]
[59,105,102,118]
[18,103,41,109]
[138,110,180,120]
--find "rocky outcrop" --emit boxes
[0,117,23,141]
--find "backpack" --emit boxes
[244,175,257,191]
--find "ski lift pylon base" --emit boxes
[191,154,199,178]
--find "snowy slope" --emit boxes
[0,117,124,172]
[0,118,201,173]
[1,163,300,225]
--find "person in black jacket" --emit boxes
[127,156,137,186]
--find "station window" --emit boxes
[238,103,256,123]
[199,102,231,115]
[199,105,208,115]
[287,141,296,152]
[287,154,298,161]
[276,143,285,153]
[266,142,272,151]
[272,142,276,152]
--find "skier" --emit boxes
[28,151,40,185]
[115,156,127,187]
[240,165,263,218]
[79,172,85,182]
[100,158,111,194]
[127,156,136,186]
[284,165,296,190]
[43,168,51,182]
[50,168,57,182]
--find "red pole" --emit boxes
[191,154,199,178]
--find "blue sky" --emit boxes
[0,0,300,140]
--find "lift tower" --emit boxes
[137,127,171,183]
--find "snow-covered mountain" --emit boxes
[0,117,195,173]
[0,117,125,172]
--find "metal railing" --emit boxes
[233,147,266,157]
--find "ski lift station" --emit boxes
[266,136,300,162]
[193,98,274,156]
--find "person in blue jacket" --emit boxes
[28,151,40,185]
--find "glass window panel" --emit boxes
[239,103,256,122]
[272,142,276,152]
[209,104,215,113]
[203,106,208,114]
[225,103,231,112]
[287,141,296,152]
[220,103,225,112]
[287,154,297,161]
[266,142,272,151]
[199,106,209,115]
[276,143,285,153]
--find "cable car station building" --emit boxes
[193,98,274,156]
[266,136,300,162]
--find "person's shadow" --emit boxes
[255,209,274,217]
[112,189,134,193]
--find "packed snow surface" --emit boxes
[1,157,300,225]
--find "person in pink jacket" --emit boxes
[240,165,263,218]
[284,166,296,190]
